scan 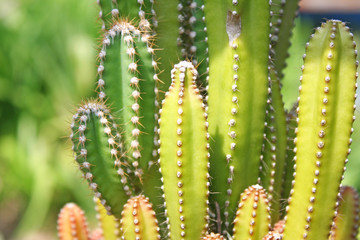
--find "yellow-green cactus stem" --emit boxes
[259,68,287,224]
[283,20,358,240]
[204,0,271,230]
[57,203,90,240]
[159,61,209,239]
[94,197,121,240]
[329,186,360,240]
[70,101,131,218]
[232,185,271,240]
[120,195,160,240]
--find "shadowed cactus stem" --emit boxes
[329,186,360,240]
[205,0,271,230]
[57,203,90,240]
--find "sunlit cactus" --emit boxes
[57,203,90,240]
[59,0,360,239]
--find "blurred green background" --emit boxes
[0,0,359,239]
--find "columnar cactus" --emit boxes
[61,0,360,239]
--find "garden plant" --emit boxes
[57,0,360,239]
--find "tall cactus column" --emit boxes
[283,20,358,240]
[204,0,271,230]
[159,61,210,239]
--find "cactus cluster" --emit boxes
[59,0,359,239]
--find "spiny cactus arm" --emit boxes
[270,0,299,77]
[205,0,271,229]
[97,20,159,176]
[120,195,160,240]
[153,0,181,94]
[283,20,358,240]
[159,61,209,239]
[94,197,121,240]
[259,68,288,224]
[330,186,360,240]
[70,101,131,218]
[232,185,271,240]
[57,203,90,240]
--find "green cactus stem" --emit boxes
[57,203,90,240]
[232,185,271,240]
[280,106,297,217]
[329,186,360,240]
[282,20,358,240]
[96,0,152,31]
[269,0,299,78]
[153,0,181,94]
[96,20,159,172]
[70,101,131,218]
[205,0,271,230]
[159,61,209,239]
[94,197,121,240]
[120,195,160,240]
[259,68,288,224]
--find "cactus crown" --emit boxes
[60,0,359,240]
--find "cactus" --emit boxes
[120,195,160,240]
[60,0,360,240]
[159,61,209,239]
[330,186,360,240]
[57,203,90,240]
